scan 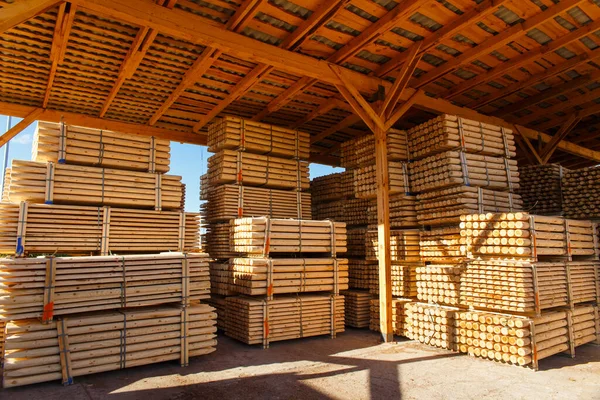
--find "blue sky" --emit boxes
[0,115,342,211]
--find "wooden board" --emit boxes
[407,115,516,160]
[517,164,566,216]
[33,121,170,173]
[224,294,344,346]
[2,303,217,388]
[208,116,310,160]
[0,202,200,256]
[201,184,311,222]
[229,258,348,296]
[7,160,183,210]
[0,253,210,321]
[341,129,408,169]
[207,150,309,190]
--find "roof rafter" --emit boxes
[0,108,43,148]
[540,114,581,163]
[0,0,63,34]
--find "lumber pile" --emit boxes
[6,160,183,210]
[224,294,345,346]
[205,223,239,259]
[207,150,309,190]
[404,303,457,350]
[368,263,418,298]
[0,253,210,321]
[409,151,519,194]
[207,116,311,159]
[33,121,170,173]
[416,186,522,226]
[209,261,235,296]
[345,227,367,258]
[354,162,410,199]
[206,295,227,330]
[419,227,464,263]
[563,166,600,219]
[310,171,354,202]
[368,195,418,228]
[229,258,349,296]
[2,303,217,388]
[313,198,370,225]
[202,184,311,222]
[348,260,377,291]
[369,298,410,335]
[459,213,596,259]
[416,265,462,306]
[407,114,516,159]
[343,290,372,328]
[341,129,408,169]
[0,203,200,256]
[230,217,347,255]
[517,164,566,216]
[366,229,420,262]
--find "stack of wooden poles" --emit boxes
[1,121,214,388]
[517,164,566,215]
[202,117,312,328]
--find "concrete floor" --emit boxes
[2,329,599,400]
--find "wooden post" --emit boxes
[375,125,393,342]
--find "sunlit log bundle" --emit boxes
[366,229,420,262]
[367,195,417,228]
[209,261,234,296]
[341,129,408,169]
[369,298,410,335]
[33,121,170,173]
[204,223,239,260]
[416,265,463,306]
[344,227,367,258]
[348,259,377,291]
[405,303,458,350]
[354,162,410,199]
[313,198,369,226]
[343,290,371,328]
[207,116,310,160]
[369,263,418,298]
[419,226,464,264]
[310,171,354,203]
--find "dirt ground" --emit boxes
[2,329,599,400]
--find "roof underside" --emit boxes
[3,0,600,168]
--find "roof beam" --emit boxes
[1,101,207,145]
[227,0,264,32]
[99,26,157,117]
[540,114,581,163]
[410,0,588,89]
[149,46,220,125]
[381,42,421,120]
[537,102,600,131]
[513,125,543,165]
[375,0,510,77]
[290,97,344,129]
[0,0,63,34]
[74,0,388,95]
[0,109,43,148]
[310,114,361,145]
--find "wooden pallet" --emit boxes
[224,294,344,347]
[407,114,516,160]
[2,303,217,388]
[33,121,170,173]
[0,253,210,321]
[207,116,310,160]
[0,202,200,256]
[7,160,183,210]
[207,150,309,190]
[201,184,312,222]
[409,151,519,194]
[231,217,346,256]
[229,258,348,297]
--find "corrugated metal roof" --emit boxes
[476,22,498,35]
[453,68,476,80]
[436,44,460,56]
[534,82,551,91]
[580,36,599,50]
[326,21,360,37]
[529,0,548,11]
[311,35,342,51]
[179,0,233,24]
[346,4,377,22]
[269,0,311,19]
[391,27,424,41]
[537,101,552,108]
[494,6,524,26]
[453,34,475,46]
[375,39,406,52]
[422,53,446,67]
[554,46,576,60]
[356,50,390,65]
[566,70,581,79]
[502,74,519,83]
[410,13,442,32]
[434,78,453,89]
[556,95,568,102]
[487,81,505,89]
[241,27,281,45]
[342,62,371,75]
[371,0,398,11]
[554,15,576,31]
[568,6,592,25]
[586,82,600,90]
[436,0,463,15]
[255,12,295,32]
[472,60,491,70]
[490,50,508,61]
[526,28,552,45]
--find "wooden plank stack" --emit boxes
[209,261,235,296]
[313,198,370,225]
[368,195,418,228]
[348,260,377,291]
[563,166,600,219]
[2,303,217,388]
[340,129,408,169]
[0,120,216,387]
[310,171,354,202]
[6,160,183,210]
[224,294,344,346]
[343,290,372,328]
[33,121,170,173]
[345,227,367,258]
[366,229,420,262]
[420,226,464,263]
[517,164,566,216]
[369,298,410,335]
[404,302,458,350]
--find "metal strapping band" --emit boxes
[97,130,104,166]
[16,202,28,256]
[457,117,466,151]
[263,217,272,256]
[501,127,510,158]
[149,136,156,173]
[240,119,246,151]
[101,168,105,204]
[267,258,273,299]
[120,311,127,369]
[330,220,337,258]
[294,129,299,159]
[298,219,302,254]
[58,318,73,385]
[402,163,411,195]
[42,256,56,322]
[504,158,513,192]
[262,299,269,348]
[45,162,55,204]
[459,151,470,187]
[58,118,67,163]
[298,294,303,337]
[479,121,485,154]
[333,259,339,295]
[237,185,244,218]
[330,295,336,338]
[236,152,243,185]
[477,187,484,214]
[121,256,126,308]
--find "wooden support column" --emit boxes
[375,125,393,342]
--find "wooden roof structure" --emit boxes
[3,0,600,167]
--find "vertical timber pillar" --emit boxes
[375,126,393,342]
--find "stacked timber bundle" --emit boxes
[459,213,596,259]
[229,258,349,296]
[312,198,369,225]
[368,264,418,298]
[204,223,239,259]
[209,261,234,296]
[0,253,210,321]
[354,162,410,199]
[407,114,515,160]
[563,166,600,219]
[202,184,311,222]
[404,303,457,350]
[207,116,310,159]
[517,164,566,215]
[348,260,377,290]
[409,151,519,194]
[343,290,372,328]
[2,168,10,202]
[345,227,367,258]
[33,121,170,173]
[0,203,200,256]
[341,129,408,169]
[367,195,418,228]
[416,265,462,306]
[416,186,522,226]
[369,298,410,335]
[6,160,183,210]
[310,171,354,202]
[419,227,464,263]
[230,217,346,255]
[206,295,227,330]
[224,294,344,346]
[366,229,420,262]
[206,150,309,190]
[2,303,217,388]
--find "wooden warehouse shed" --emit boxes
[3,0,600,342]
